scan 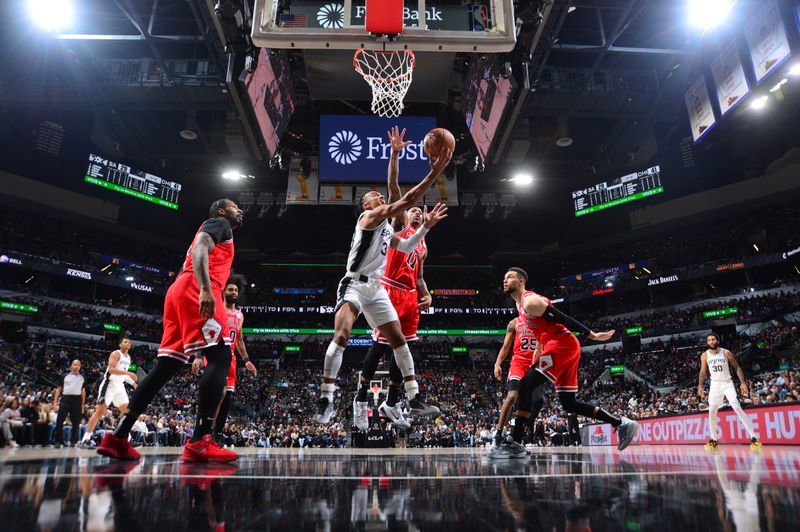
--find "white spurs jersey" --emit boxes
[345,214,393,279]
[107,350,131,383]
[705,349,732,384]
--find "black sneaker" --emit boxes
[408,398,440,417]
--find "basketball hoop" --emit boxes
[353,49,415,117]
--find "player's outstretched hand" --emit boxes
[198,286,215,319]
[245,360,258,376]
[587,330,615,342]
[423,203,448,229]
[388,126,412,153]
[429,148,454,174]
[494,364,503,381]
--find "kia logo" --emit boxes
[317,3,344,29]
[328,130,363,165]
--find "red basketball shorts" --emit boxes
[374,284,419,344]
[508,353,534,382]
[534,333,581,393]
[158,274,232,363]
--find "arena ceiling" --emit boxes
[1,0,799,255]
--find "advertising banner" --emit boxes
[584,404,800,446]
[319,115,435,183]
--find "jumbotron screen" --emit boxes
[85,153,182,210]
[572,165,663,217]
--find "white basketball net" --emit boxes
[353,49,415,117]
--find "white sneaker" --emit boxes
[616,417,639,451]
[378,401,411,430]
[353,396,369,431]
[313,397,335,424]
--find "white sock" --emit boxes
[82,431,93,442]
[321,382,336,402]
[323,341,345,380]
[404,380,419,401]
[392,343,415,378]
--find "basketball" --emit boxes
[423,128,456,159]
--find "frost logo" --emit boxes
[328,130,363,165]
[317,3,344,29]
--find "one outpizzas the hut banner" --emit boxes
[582,404,800,446]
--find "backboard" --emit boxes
[251,0,516,52]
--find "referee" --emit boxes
[53,359,85,447]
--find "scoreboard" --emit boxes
[572,165,663,217]
[85,153,182,210]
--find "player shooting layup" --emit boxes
[313,137,453,425]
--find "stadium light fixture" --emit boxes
[510,173,533,186]
[750,95,768,110]
[790,64,800,76]
[27,0,73,32]
[752,244,759,252]
[688,0,734,33]
[222,170,241,180]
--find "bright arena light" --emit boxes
[510,173,533,186]
[27,0,73,32]
[688,0,734,33]
[222,170,241,180]
[750,95,768,110]
[789,64,800,76]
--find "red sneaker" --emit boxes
[94,462,139,489]
[181,434,238,463]
[96,433,141,461]
[180,463,238,489]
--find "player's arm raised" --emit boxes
[726,350,748,396]
[494,319,516,381]
[522,293,614,341]
[417,250,431,310]
[391,203,447,253]
[237,315,257,376]
[387,126,411,232]
[697,352,708,398]
[362,148,452,225]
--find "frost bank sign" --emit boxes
[292,2,484,31]
[319,115,435,183]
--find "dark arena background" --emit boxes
[2,0,800,530]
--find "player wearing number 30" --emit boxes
[698,333,761,450]
[313,143,454,425]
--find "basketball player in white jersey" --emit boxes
[79,337,138,448]
[313,146,453,424]
[697,333,761,450]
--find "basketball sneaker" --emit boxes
[704,439,720,450]
[313,397,335,424]
[96,433,141,461]
[77,438,97,450]
[488,441,527,460]
[408,397,441,417]
[353,396,369,431]
[181,434,238,463]
[750,437,762,450]
[180,463,238,490]
[616,417,639,451]
[94,462,139,489]
[378,401,411,430]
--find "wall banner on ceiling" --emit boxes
[685,75,717,143]
[745,0,791,84]
[710,40,750,116]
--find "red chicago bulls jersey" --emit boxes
[512,317,536,364]
[180,217,234,290]
[382,224,426,290]
[516,290,570,344]
[226,307,244,352]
